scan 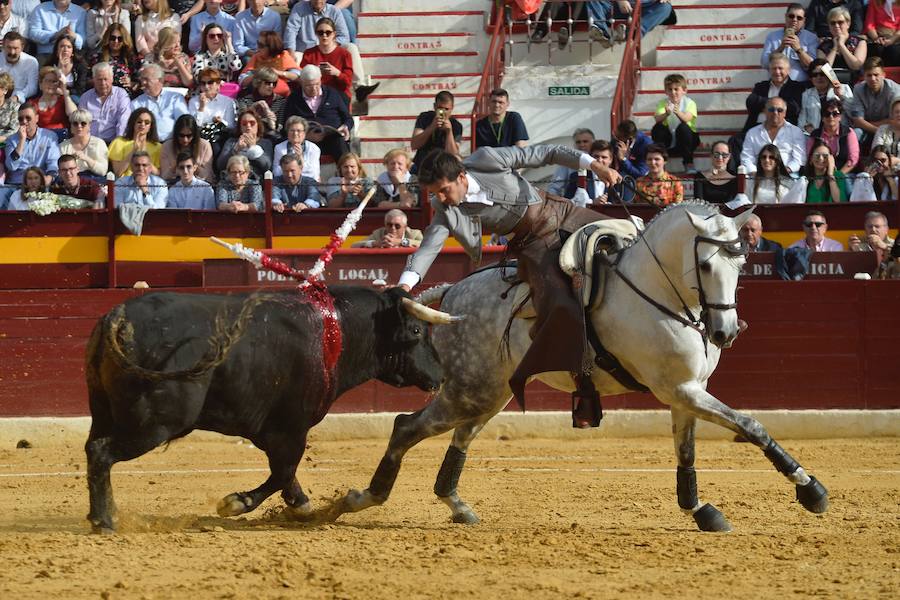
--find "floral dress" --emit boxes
[0,96,21,143]
[636,171,684,207]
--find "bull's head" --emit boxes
[374,288,461,391]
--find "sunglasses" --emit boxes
[824,110,841,117]
[109,35,124,42]
[786,14,804,20]
[760,154,777,161]
[811,71,825,77]
[767,107,786,113]
[712,151,730,159]
[177,131,193,138]
[829,21,846,26]
[812,153,830,160]
[200,80,217,85]
[804,221,826,228]
[207,33,223,39]
[315,30,334,36]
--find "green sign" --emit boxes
[548,86,590,96]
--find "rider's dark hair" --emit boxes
[417,149,465,185]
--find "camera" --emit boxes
[436,108,447,119]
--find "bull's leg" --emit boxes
[670,384,828,515]
[434,419,491,525]
[671,408,731,532]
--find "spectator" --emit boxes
[167,151,216,209]
[273,115,321,180]
[761,3,818,82]
[872,97,900,162]
[273,153,321,211]
[11,0,40,22]
[28,0,87,58]
[651,73,699,172]
[235,67,287,134]
[160,114,214,183]
[108,107,162,177]
[474,88,528,148]
[864,0,900,66]
[806,0,865,38]
[864,145,900,199]
[216,106,273,179]
[0,1,29,41]
[300,17,353,102]
[581,2,619,48]
[239,30,300,98]
[188,0,236,54]
[799,59,853,134]
[326,151,372,208]
[740,212,784,252]
[615,1,674,37]
[744,52,806,132]
[817,5,868,80]
[284,64,352,163]
[847,56,900,147]
[27,66,77,141]
[352,209,424,248]
[848,210,894,253]
[192,21,242,83]
[789,210,844,250]
[373,148,418,209]
[189,67,236,152]
[741,97,807,174]
[564,139,615,206]
[808,98,859,173]
[217,154,265,212]
[47,35,89,99]
[328,0,355,43]
[91,22,141,94]
[134,0,181,57]
[85,0,131,55]
[693,140,737,204]
[50,153,104,206]
[5,104,60,190]
[0,31,38,104]
[0,72,20,145]
[547,127,594,196]
[635,143,683,206]
[7,166,47,211]
[59,109,109,178]
[115,150,168,208]
[410,91,463,175]
[78,62,131,145]
[233,0,283,62]
[804,138,850,202]
[131,63,189,141]
[747,143,793,204]
[144,26,193,89]
[612,119,651,179]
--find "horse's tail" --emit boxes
[414,283,453,307]
[103,293,269,382]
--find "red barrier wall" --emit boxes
[0,281,898,417]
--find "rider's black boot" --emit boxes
[571,374,603,428]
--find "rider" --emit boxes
[397,145,621,427]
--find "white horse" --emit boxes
[327,201,829,531]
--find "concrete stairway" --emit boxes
[634,0,791,174]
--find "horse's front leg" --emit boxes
[672,384,829,515]
[671,408,732,532]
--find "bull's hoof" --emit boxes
[284,501,315,521]
[217,492,254,517]
[450,509,480,525]
[796,477,829,514]
[692,503,732,532]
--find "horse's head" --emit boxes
[683,208,754,349]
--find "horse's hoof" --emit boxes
[796,477,829,514]
[284,501,315,521]
[451,510,480,525]
[693,503,732,532]
[89,522,115,535]
[217,492,252,517]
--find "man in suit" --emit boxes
[285,65,353,162]
[743,52,806,132]
[398,145,621,428]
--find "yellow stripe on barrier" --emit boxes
[0,237,108,264]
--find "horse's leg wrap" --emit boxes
[764,439,800,476]
[796,476,829,514]
[692,503,732,532]
[434,445,467,498]
[676,466,699,510]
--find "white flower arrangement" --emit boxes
[26,191,93,216]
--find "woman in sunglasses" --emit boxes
[192,23,242,84]
[160,114,215,184]
[798,59,853,134]
[91,23,142,94]
[299,17,353,102]
[693,140,736,204]
[239,30,300,98]
[864,145,899,200]
[807,98,858,173]
[108,108,162,177]
[86,0,132,55]
[59,109,109,178]
[748,144,793,204]
[804,139,850,203]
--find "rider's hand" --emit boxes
[590,162,622,187]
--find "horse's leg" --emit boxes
[671,385,828,514]
[434,417,495,525]
[671,408,732,532]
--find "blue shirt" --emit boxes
[761,28,819,83]
[115,174,169,208]
[28,2,87,53]
[167,178,216,209]
[131,91,189,142]
[233,7,283,56]
[78,86,131,143]
[5,128,60,183]
[284,2,349,52]
[13,0,41,21]
[188,10,237,53]
[273,175,322,209]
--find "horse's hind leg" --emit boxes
[674,385,828,515]
[671,408,731,532]
[434,418,493,525]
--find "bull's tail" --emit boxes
[103,293,270,382]
[414,284,453,307]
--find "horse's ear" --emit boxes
[731,207,757,231]
[685,210,706,231]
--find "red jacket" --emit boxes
[301,45,353,101]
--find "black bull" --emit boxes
[84,287,450,532]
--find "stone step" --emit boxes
[357,10,486,35]
[634,89,751,113]
[656,44,764,68]
[661,23,778,46]
[356,32,480,54]
[369,72,482,97]
[358,114,473,139]
[366,95,475,117]
[669,2,789,26]
[361,51,482,76]
[635,110,746,131]
[641,66,767,91]
[363,0,486,11]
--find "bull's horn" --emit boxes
[400,297,465,325]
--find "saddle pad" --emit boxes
[560,219,639,308]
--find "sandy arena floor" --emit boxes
[0,434,897,599]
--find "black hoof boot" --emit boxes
[796,476,829,514]
[571,376,602,428]
[692,503,732,532]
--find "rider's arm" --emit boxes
[473,144,592,174]
[398,214,451,291]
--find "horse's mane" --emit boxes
[643,199,730,235]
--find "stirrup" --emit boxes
[571,387,603,428]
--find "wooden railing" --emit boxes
[609,0,642,134]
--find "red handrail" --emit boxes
[610,1,642,135]
[471,5,507,153]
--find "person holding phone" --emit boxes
[300,16,352,102]
[761,3,819,82]
[409,90,462,174]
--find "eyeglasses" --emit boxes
[812,153,830,160]
[315,30,334,36]
[786,13,804,20]
[177,131,193,138]
[767,107,786,113]
[824,110,841,117]
[109,35,123,42]
[207,33,223,39]
[829,20,846,26]
[760,154,776,161]
[803,221,826,228]
[229,170,247,175]
[811,71,825,77]
[712,151,730,159]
